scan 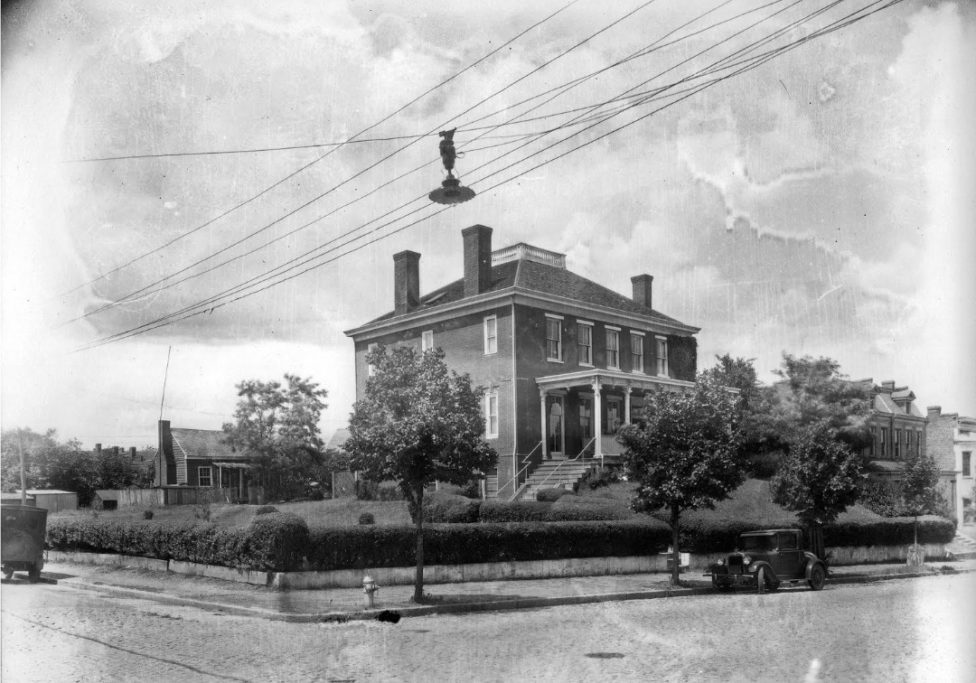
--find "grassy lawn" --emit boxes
[48,478,881,529]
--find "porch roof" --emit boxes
[535,368,695,392]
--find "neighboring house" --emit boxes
[860,380,929,482]
[155,420,254,501]
[926,406,976,527]
[344,225,699,499]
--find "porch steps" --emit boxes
[948,531,976,560]
[516,459,600,501]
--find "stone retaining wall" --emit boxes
[47,542,948,591]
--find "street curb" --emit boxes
[59,565,976,623]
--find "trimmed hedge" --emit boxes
[305,519,672,571]
[47,512,309,571]
[672,515,956,553]
[536,488,570,503]
[422,493,481,524]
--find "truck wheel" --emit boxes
[27,563,41,583]
[807,564,826,591]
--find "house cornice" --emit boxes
[345,287,700,340]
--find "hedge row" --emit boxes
[422,493,632,524]
[674,515,956,554]
[305,520,672,571]
[46,512,309,571]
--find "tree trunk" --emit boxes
[670,504,681,587]
[413,486,425,603]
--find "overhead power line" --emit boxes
[59,0,580,299]
[77,0,900,351]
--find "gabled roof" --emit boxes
[170,428,243,461]
[359,254,690,330]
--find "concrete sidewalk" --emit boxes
[22,557,976,623]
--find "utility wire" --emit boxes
[65,0,662,325]
[59,0,579,298]
[77,0,890,350]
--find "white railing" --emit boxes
[526,437,597,496]
[495,441,543,501]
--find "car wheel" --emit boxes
[807,564,826,591]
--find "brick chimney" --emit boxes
[927,406,941,419]
[462,225,493,297]
[393,250,421,316]
[130,446,137,460]
[95,443,102,455]
[631,274,654,309]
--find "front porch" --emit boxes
[536,368,695,461]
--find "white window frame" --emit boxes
[485,390,499,439]
[631,331,645,373]
[606,326,620,370]
[484,315,497,355]
[545,314,563,362]
[655,336,669,377]
[577,321,593,366]
[366,342,378,377]
[421,329,434,352]
[198,466,213,488]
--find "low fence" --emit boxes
[93,486,265,508]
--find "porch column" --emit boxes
[539,389,548,459]
[624,386,632,425]
[592,378,603,462]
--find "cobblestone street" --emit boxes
[3,571,973,682]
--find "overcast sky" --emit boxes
[2,0,974,449]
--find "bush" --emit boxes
[358,512,375,526]
[422,492,481,523]
[254,505,279,515]
[304,519,671,571]
[536,488,570,503]
[479,500,553,523]
[46,512,310,571]
[142,510,154,520]
[578,466,620,491]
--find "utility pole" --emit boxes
[18,429,27,506]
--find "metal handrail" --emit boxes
[495,441,543,500]
[528,437,597,494]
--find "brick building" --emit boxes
[861,380,929,481]
[345,225,699,499]
[926,406,976,527]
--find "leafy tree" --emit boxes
[700,355,778,477]
[761,354,872,453]
[771,422,864,559]
[222,374,329,500]
[617,375,744,586]
[901,450,944,548]
[1,428,100,504]
[346,346,497,602]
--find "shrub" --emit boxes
[376,482,404,501]
[355,479,378,500]
[536,488,569,503]
[358,512,376,526]
[422,492,481,523]
[579,466,620,490]
[479,500,553,523]
[254,505,279,515]
[142,510,154,520]
[304,520,671,571]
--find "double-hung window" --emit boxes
[631,332,644,373]
[484,315,497,354]
[655,336,669,377]
[545,315,562,361]
[198,466,213,488]
[366,342,378,377]
[485,390,499,439]
[421,330,434,352]
[606,327,620,369]
[964,451,972,477]
[577,322,593,365]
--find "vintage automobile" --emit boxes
[707,528,827,592]
[1,504,48,582]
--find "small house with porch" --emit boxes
[345,225,699,500]
[155,420,256,502]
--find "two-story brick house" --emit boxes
[861,380,929,480]
[345,225,699,499]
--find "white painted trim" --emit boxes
[605,325,621,331]
[577,319,594,326]
[544,312,565,320]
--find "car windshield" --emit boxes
[739,535,775,552]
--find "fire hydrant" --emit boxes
[362,574,379,609]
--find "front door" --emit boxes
[547,395,565,457]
